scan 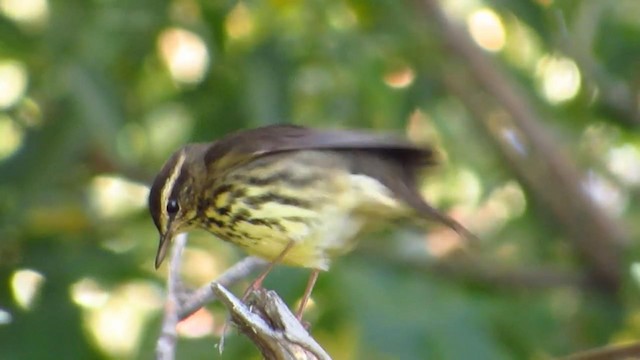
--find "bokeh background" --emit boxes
[1,0,639,359]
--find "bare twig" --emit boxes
[212,283,332,360]
[560,341,640,360]
[155,241,322,359]
[178,256,268,320]
[156,233,188,360]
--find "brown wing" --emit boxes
[204,124,474,240]
[204,124,435,166]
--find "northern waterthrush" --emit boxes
[149,125,474,316]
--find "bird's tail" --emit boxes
[412,198,479,243]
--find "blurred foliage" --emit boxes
[0,0,639,359]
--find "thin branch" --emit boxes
[560,341,640,360]
[156,233,188,360]
[156,239,328,359]
[178,256,268,320]
[359,250,592,291]
[212,283,332,360]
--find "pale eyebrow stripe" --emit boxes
[159,151,186,232]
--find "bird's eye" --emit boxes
[166,199,180,215]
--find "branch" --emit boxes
[155,238,269,359]
[560,341,640,360]
[417,0,625,291]
[155,241,331,359]
[212,283,332,360]
[156,233,188,360]
[178,256,268,320]
[360,250,592,291]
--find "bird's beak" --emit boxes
[154,230,174,269]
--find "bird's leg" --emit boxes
[220,240,298,350]
[241,240,296,301]
[296,269,320,320]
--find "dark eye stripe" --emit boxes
[148,150,187,232]
[167,167,189,213]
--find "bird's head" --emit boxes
[148,144,208,268]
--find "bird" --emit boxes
[148,124,474,318]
